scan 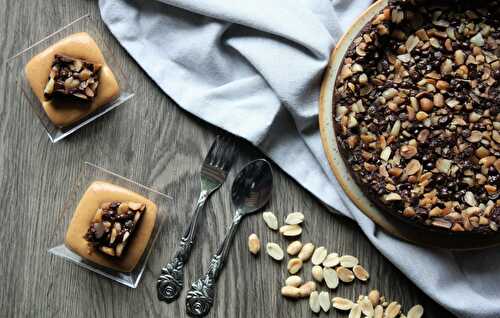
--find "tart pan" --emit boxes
[319,0,500,250]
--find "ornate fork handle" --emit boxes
[186,211,243,317]
[157,190,209,302]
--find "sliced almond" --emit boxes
[319,291,331,312]
[323,267,339,289]
[336,266,355,283]
[279,224,302,237]
[311,246,328,265]
[285,212,304,225]
[247,233,261,255]
[311,265,324,282]
[349,303,362,318]
[298,243,315,261]
[287,258,303,274]
[332,297,354,311]
[285,275,303,287]
[323,252,340,267]
[385,302,401,318]
[262,211,278,230]
[287,241,302,255]
[407,304,424,318]
[309,291,320,313]
[353,264,370,281]
[266,242,284,261]
[339,255,359,268]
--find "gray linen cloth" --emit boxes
[99,0,500,316]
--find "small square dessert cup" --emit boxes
[49,162,172,288]
[5,14,134,143]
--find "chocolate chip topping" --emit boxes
[43,54,101,101]
[334,0,500,234]
[84,201,146,257]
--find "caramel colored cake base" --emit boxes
[65,181,157,273]
[24,32,120,128]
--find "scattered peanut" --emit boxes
[332,297,354,311]
[340,255,359,268]
[311,246,328,265]
[353,264,370,281]
[336,266,355,283]
[319,291,331,312]
[285,275,303,287]
[323,267,339,289]
[298,243,315,261]
[286,241,302,255]
[279,224,302,237]
[287,258,303,274]
[262,212,278,230]
[285,212,304,225]
[266,242,284,261]
[309,291,320,313]
[247,233,260,255]
[323,252,340,267]
[311,265,324,282]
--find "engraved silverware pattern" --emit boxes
[186,159,273,317]
[157,135,236,303]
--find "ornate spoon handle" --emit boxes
[157,190,209,302]
[185,211,243,317]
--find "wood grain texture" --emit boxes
[0,0,453,317]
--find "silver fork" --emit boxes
[157,135,236,303]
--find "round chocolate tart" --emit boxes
[322,0,499,242]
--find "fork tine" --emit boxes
[213,135,228,166]
[204,135,222,166]
[220,141,237,171]
[217,136,236,170]
[205,135,236,171]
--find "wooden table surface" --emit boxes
[0,1,454,317]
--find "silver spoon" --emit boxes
[185,159,273,317]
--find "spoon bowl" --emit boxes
[231,159,273,215]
